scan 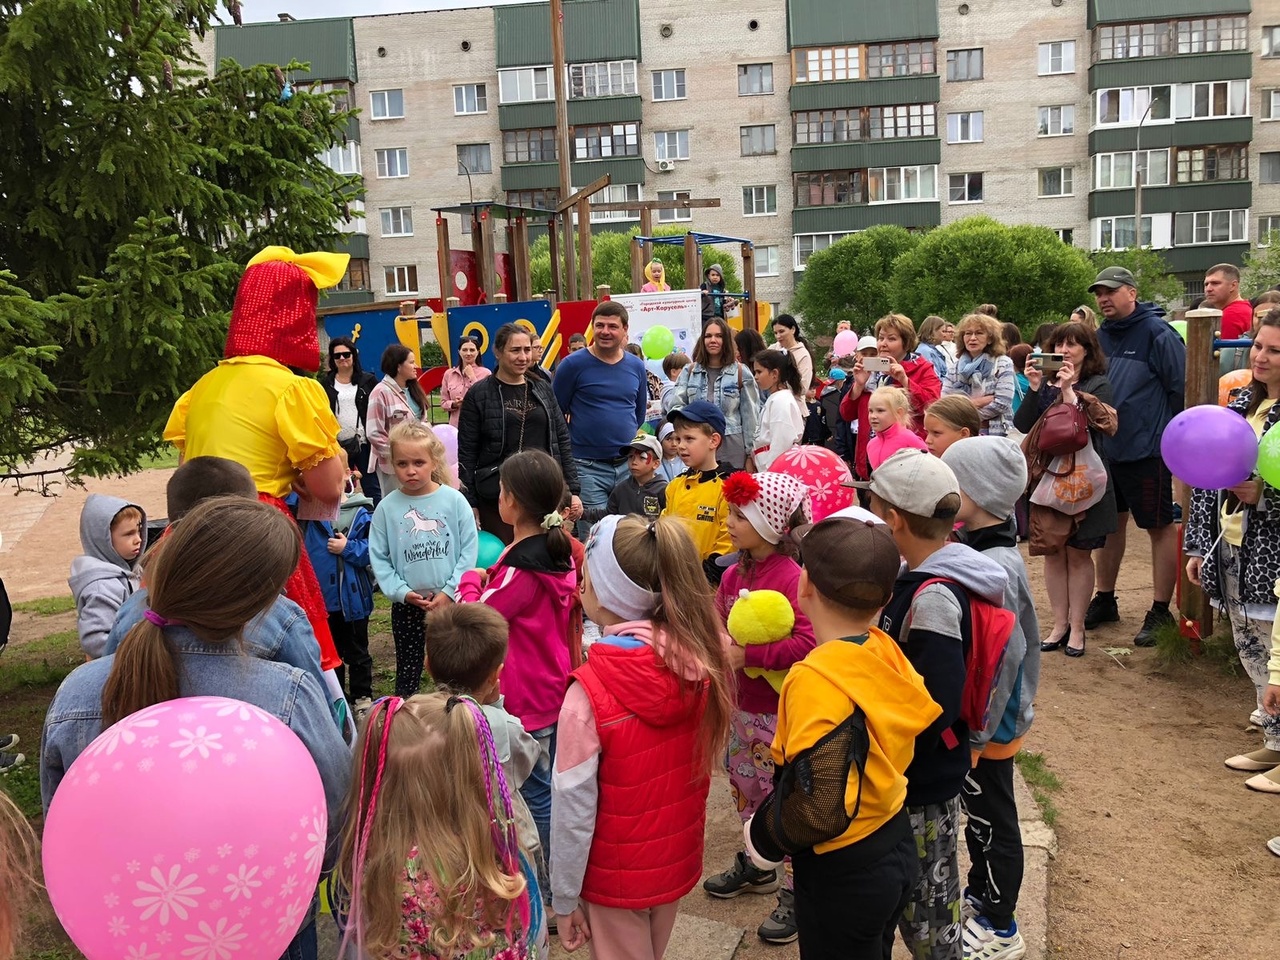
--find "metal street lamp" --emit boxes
[1133,94,1156,249]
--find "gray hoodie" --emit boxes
[69,494,146,659]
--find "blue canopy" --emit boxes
[633,232,754,249]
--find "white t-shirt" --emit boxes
[753,389,805,471]
[334,380,360,441]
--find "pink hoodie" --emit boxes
[457,534,578,730]
[867,421,928,470]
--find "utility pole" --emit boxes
[550,0,576,300]
[1133,96,1155,249]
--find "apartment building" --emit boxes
[205,0,1280,309]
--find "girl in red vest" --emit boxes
[551,515,734,960]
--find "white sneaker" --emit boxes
[1251,709,1266,728]
[1267,836,1280,857]
[961,889,984,925]
[963,916,1026,960]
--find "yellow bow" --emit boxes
[247,246,351,290]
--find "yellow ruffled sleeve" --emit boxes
[163,390,192,452]
[275,377,343,472]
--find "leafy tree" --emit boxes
[0,0,361,484]
[790,226,918,339]
[1241,236,1280,297]
[1089,247,1183,305]
[528,225,741,297]
[891,217,1096,335]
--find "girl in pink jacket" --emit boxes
[866,386,928,470]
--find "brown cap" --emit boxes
[794,517,901,610]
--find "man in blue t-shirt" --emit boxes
[552,301,649,535]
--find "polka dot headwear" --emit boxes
[224,247,350,373]
[723,471,811,545]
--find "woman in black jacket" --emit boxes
[321,336,381,504]
[457,323,581,542]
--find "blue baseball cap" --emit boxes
[668,400,726,436]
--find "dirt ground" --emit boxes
[3,470,1279,959]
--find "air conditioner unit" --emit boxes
[656,159,676,172]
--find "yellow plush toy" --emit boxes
[726,588,796,694]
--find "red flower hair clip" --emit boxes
[723,471,761,507]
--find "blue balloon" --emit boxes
[476,531,505,568]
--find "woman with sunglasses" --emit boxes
[323,337,382,504]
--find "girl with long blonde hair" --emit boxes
[551,514,733,959]
[335,691,543,959]
[0,792,38,960]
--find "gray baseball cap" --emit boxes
[1089,266,1137,292]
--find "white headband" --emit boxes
[585,515,660,622]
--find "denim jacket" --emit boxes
[669,362,760,447]
[40,633,352,867]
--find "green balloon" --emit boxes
[1259,428,1280,489]
[642,325,676,359]
[1169,319,1187,341]
[639,422,655,435]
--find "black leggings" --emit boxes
[962,756,1023,930]
[391,602,427,699]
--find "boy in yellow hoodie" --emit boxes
[745,516,941,960]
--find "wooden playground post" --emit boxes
[639,208,653,267]
[740,242,758,331]
[1181,307,1222,653]
[683,233,699,292]
[630,237,645,292]
[576,197,593,301]
[435,217,453,303]
[472,208,498,301]
[548,214,562,300]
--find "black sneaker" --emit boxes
[0,734,17,752]
[1134,606,1174,647]
[0,751,24,775]
[1083,593,1119,630]
[703,851,780,899]
[757,889,798,944]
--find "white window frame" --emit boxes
[569,60,638,99]
[1038,40,1076,75]
[369,89,404,120]
[375,148,409,179]
[868,165,938,203]
[793,232,853,270]
[1094,149,1170,189]
[755,245,780,276]
[589,183,642,222]
[947,172,983,204]
[498,66,554,104]
[1264,26,1280,57]
[740,124,777,156]
[453,83,487,115]
[338,199,366,235]
[384,265,418,296]
[1174,209,1248,245]
[1038,167,1074,197]
[657,189,692,222]
[651,68,686,101]
[1173,79,1249,120]
[1263,89,1280,120]
[456,143,492,175]
[794,46,860,83]
[1037,104,1075,137]
[574,122,640,160]
[654,129,690,161]
[1259,215,1280,246]
[946,111,983,143]
[1095,215,1153,250]
[321,141,361,175]
[1094,85,1173,126]
[742,185,778,216]
[946,48,983,82]
[379,206,413,238]
[738,63,774,96]
[1054,228,1075,245]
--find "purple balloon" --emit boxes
[433,423,459,466]
[1160,405,1258,489]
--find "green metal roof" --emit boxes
[1089,51,1251,90]
[1088,116,1253,153]
[792,201,940,234]
[495,0,641,69]
[788,0,939,48]
[214,18,357,82]
[1089,0,1251,29]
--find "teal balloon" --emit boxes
[476,531,505,568]
[642,325,676,360]
[1259,427,1280,489]
[1169,319,1187,341]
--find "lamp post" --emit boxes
[457,159,475,204]
[1133,95,1155,249]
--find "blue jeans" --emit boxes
[281,893,319,960]
[574,457,630,538]
[520,723,557,900]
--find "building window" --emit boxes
[1174,80,1249,120]
[453,83,487,115]
[946,111,983,143]
[794,108,859,144]
[948,172,983,203]
[793,46,860,82]
[573,123,639,159]
[1263,89,1280,120]
[569,60,637,98]
[869,104,936,139]
[1037,105,1074,136]
[651,69,686,101]
[869,165,937,202]
[1259,216,1280,246]
[1174,209,1247,245]
[338,199,366,235]
[866,41,936,78]
[1094,149,1170,189]
[321,141,361,175]
[507,189,559,210]
[590,183,641,222]
[1097,215,1152,249]
[794,232,853,270]
[1175,145,1248,182]
[503,128,557,164]
[1095,85,1172,125]
[380,207,413,237]
[1264,154,1280,184]
[739,63,774,96]
[313,80,352,113]
[370,89,404,120]
[456,143,492,175]
[755,246,780,276]
[337,258,370,292]
[1038,40,1075,74]
[657,189,692,222]
[740,124,777,156]
[794,171,866,207]
[1096,22,1174,60]
[654,130,690,161]
[375,148,409,179]
[1176,16,1249,53]
[384,265,418,295]
[946,48,983,81]
[1054,228,1075,245]
[498,66,553,104]
[1265,26,1280,57]
[742,185,777,216]
[1096,18,1247,60]
[1039,167,1073,197]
